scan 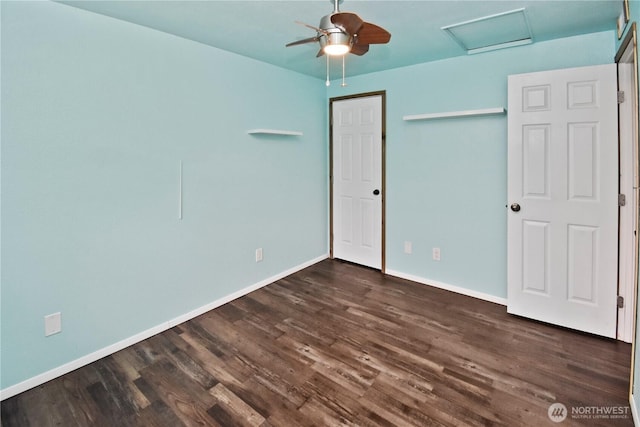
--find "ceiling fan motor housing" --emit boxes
[318,14,353,52]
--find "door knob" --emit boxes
[373,189,380,195]
[510,203,521,212]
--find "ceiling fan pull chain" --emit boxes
[341,55,347,87]
[326,54,331,86]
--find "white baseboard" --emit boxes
[0,254,329,401]
[385,269,507,306]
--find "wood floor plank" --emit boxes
[176,329,246,387]
[230,377,311,427]
[159,330,219,391]
[1,259,633,426]
[208,383,266,427]
[197,312,313,388]
[137,358,217,427]
[132,382,188,427]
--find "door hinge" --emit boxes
[618,295,624,308]
[619,194,627,206]
[618,91,625,104]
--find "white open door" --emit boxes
[507,64,618,338]
[617,39,639,344]
[331,95,383,270]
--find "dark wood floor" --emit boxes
[1,259,633,426]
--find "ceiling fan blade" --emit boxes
[356,22,391,45]
[330,12,364,35]
[350,43,369,56]
[295,20,328,35]
[286,36,320,47]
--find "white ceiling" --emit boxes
[59,0,623,79]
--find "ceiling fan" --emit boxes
[285,0,391,58]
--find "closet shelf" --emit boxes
[403,107,506,121]
[247,129,303,136]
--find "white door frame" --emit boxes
[615,23,639,405]
[616,23,639,345]
[329,91,386,272]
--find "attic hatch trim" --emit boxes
[441,8,533,55]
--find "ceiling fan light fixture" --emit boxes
[323,32,351,55]
[324,43,351,55]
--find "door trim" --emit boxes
[616,22,639,345]
[615,20,639,399]
[329,91,386,272]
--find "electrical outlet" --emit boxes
[432,247,441,261]
[255,248,263,263]
[44,312,62,336]
[404,241,412,254]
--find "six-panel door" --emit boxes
[332,95,383,270]
[507,64,618,338]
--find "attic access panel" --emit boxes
[442,8,532,54]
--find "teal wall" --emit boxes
[0,1,327,390]
[328,31,615,300]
